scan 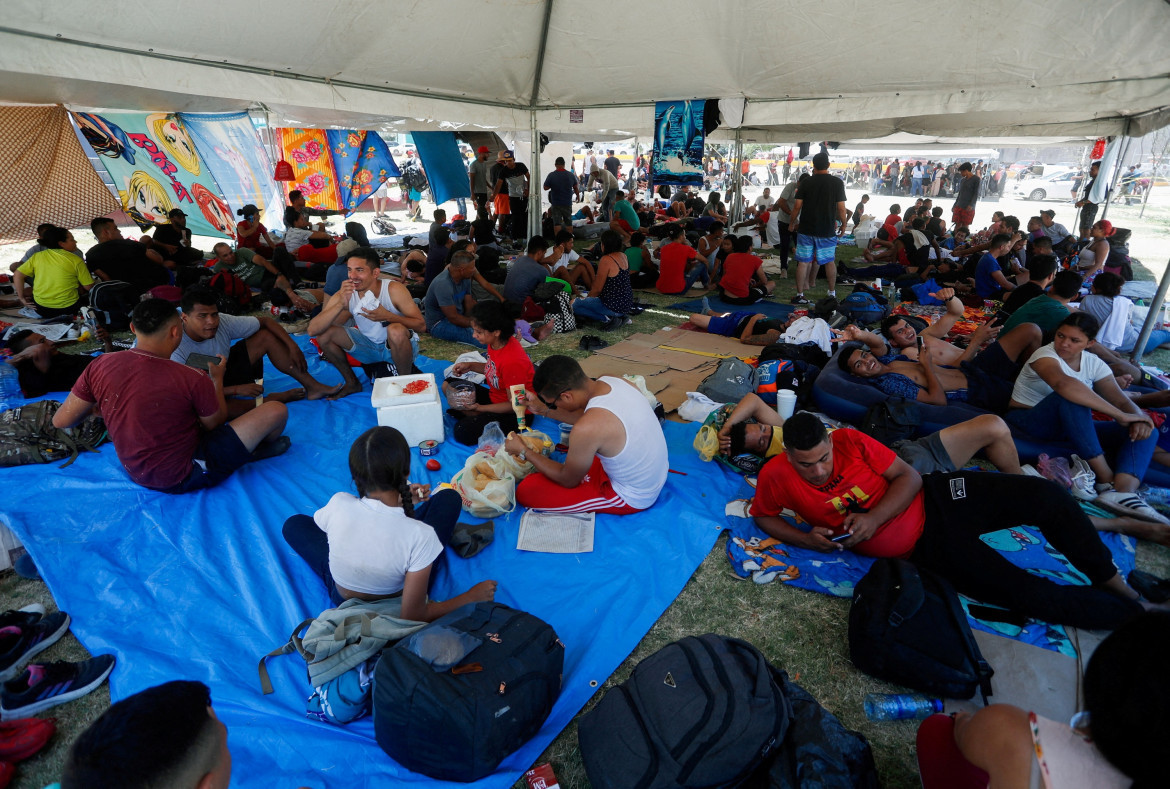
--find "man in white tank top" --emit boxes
[307,249,425,399]
[504,355,668,514]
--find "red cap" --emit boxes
[477,146,490,154]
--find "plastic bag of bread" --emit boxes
[452,451,516,518]
[494,430,553,480]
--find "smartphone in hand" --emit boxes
[185,353,220,372]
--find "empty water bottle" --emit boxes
[864,693,942,721]
[0,357,20,412]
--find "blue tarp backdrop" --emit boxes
[412,131,472,209]
[1,340,729,788]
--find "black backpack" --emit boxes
[371,216,397,236]
[758,341,830,370]
[372,602,564,782]
[860,398,921,446]
[88,280,141,331]
[848,558,994,702]
[578,634,789,789]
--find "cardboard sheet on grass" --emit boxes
[586,327,760,412]
[722,476,1136,658]
[0,337,733,789]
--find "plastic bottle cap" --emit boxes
[932,698,944,713]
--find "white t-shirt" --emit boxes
[774,182,798,223]
[171,313,260,364]
[314,492,443,596]
[282,227,314,253]
[1010,344,1112,408]
[348,279,405,345]
[754,195,771,208]
[553,250,580,269]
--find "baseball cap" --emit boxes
[168,208,187,218]
[476,145,490,154]
[235,203,259,217]
[335,238,360,258]
[501,150,514,161]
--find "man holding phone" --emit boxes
[173,286,340,416]
[749,412,1159,629]
[52,299,291,493]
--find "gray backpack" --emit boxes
[697,357,757,404]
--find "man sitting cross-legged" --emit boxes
[174,286,340,416]
[837,319,1042,410]
[750,412,1164,629]
[503,355,668,514]
[52,299,291,493]
[308,248,426,399]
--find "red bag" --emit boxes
[521,296,546,323]
[208,271,253,315]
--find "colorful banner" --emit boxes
[326,130,401,216]
[412,131,471,208]
[277,128,341,213]
[72,111,233,238]
[178,111,284,229]
[650,99,707,187]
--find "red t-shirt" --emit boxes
[484,336,535,405]
[656,242,698,294]
[750,429,925,559]
[720,252,763,299]
[71,350,220,489]
[235,221,269,250]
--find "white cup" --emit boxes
[874,277,882,289]
[776,390,797,420]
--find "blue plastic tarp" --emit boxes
[412,132,471,209]
[1,339,731,788]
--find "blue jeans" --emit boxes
[282,489,462,606]
[429,319,485,348]
[911,177,923,196]
[600,189,617,221]
[662,262,710,296]
[1122,328,1170,353]
[573,297,621,323]
[455,197,468,216]
[1006,393,1157,479]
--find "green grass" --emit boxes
[5,242,1170,789]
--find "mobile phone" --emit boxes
[916,335,924,350]
[831,532,852,543]
[991,310,1012,326]
[185,353,220,372]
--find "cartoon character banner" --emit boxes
[178,111,284,230]
[72,111,234,238]
[326,130,400,216]
[650,99,706,187]
[277,128,341,212]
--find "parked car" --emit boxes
[1009,169,1082,201]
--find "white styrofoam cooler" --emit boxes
[372,373,445,446]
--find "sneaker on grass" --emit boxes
[0,611,70,683]
[0,656,115,721]
[790,294,811,305]
[1096,489,1170,525]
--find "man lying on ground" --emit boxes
[837,320,1042,410]
[308,249,426,398]
[5,327,114,397]
[52,299,290,493]
[750,412,1164,629]
[504,355,668,514]
[174,286,339,415]
[686,304,790,346]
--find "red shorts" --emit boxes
[516,456,642,515]
[494,194,511,216]
[613,219,633,234]
[295,244,338,264]
[951,206,975,228]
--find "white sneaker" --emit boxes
[1021,464,1042,478]
[1096,489,1170,525]
[1068,455,1098,501]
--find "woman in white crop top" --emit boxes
[282,426,496,622]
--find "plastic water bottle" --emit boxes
[0,357,20,412]
[863,693,943,721]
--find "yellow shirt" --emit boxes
[18,249,94,309]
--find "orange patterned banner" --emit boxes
[276,128,341,211]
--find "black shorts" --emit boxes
[157,423,254,494]
[1079,202,1099,232]
[224,339,261,387]
[962,341,1018,412]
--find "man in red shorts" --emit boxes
[951,162,979,228]
[503,355,667,514]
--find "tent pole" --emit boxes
[1139,135,1170,219]
[529,110,541,239]
[1101,121,1133,223]
[1129,258,1170,365]
[732,128,744,225]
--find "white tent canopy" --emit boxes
[2,0,1169,140]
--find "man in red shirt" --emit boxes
[750,412,1157,629]
[52,299,291,493]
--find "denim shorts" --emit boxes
[345,326,419,365]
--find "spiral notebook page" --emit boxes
[516,510,596,553]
